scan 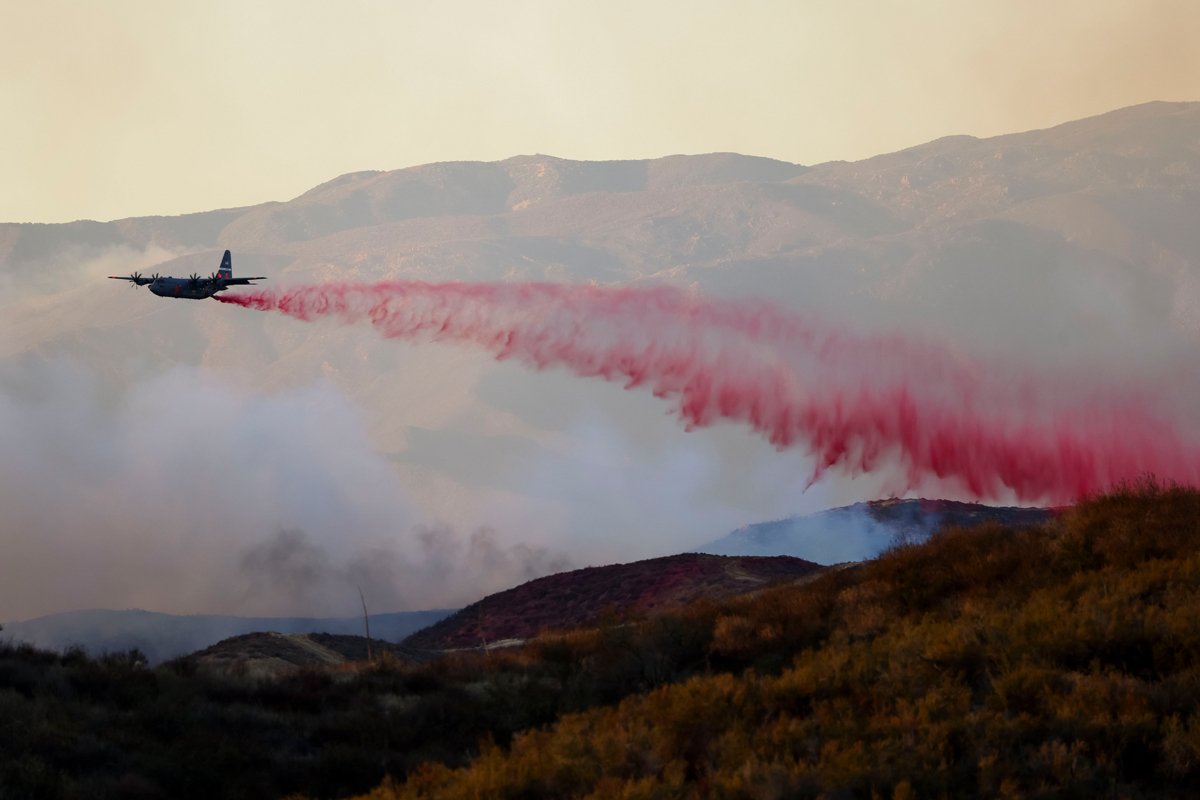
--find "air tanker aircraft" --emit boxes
[109,250,265,299]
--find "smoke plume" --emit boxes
[0,360,568,620]
[216,281,1200,504]
[237,525,569,616]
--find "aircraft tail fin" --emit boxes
[218,250,232,279]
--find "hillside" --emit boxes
[699,497,1058,562]
[358,481,1200,799]
[2,484,1198,798]
[401,552,824,651]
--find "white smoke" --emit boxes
[0,359,565,620]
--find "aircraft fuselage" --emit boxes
[147,278,225,299]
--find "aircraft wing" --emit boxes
[108,275,152,286]
[221,277,267,285]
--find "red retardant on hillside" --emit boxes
[215,282,1200,504]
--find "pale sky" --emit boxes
[2,0,1198,223]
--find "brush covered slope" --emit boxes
[0,555,818,799]
[401,553,824,651]
[360,483,1200,799]
[3,485,1200,799]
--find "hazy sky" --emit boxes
[3,0,1198,223]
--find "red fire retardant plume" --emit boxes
[215,282,1199,504]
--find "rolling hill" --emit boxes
[401,552,824,651]
[2,485,1198,799]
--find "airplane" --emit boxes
[109,250,265,299]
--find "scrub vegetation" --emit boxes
[360,480,1200,799]
[3,481,1199,799]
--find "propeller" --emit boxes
[107,270,154,287]
[188,272,201,289]
[209,271,222,284]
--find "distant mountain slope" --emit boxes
[353,485,1200,800]
[0,208,246,273]
[796,101,1200,222]
[698,498,1058,564]
[402,553,823,651]
[0,608,455,665]
[0,152,805,266]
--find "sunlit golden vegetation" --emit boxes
[354,481,1200,799]
[3,482,1200,798]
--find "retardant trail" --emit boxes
[215,282,1200,504]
